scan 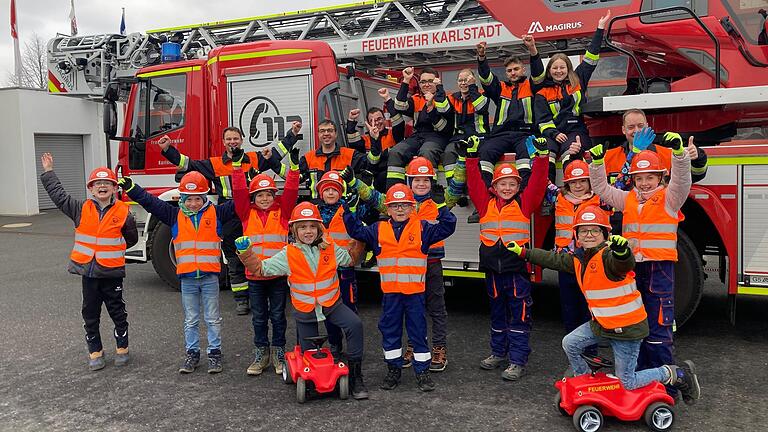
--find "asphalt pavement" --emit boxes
[1,211,767,432]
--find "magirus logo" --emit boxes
[527,20,583,34]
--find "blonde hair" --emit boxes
[289,220,330,249]
[547,53,580,88]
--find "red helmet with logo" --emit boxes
[178,171,210,195]
[491,163,521,185]
[573,205,612,231]
[406,156,435,178]
[317,170,344,196]
[629,150,666,175]
[87,167,118,187]
[289,201,323,225]
[384,183,416,205]
[563,160,590,183]
[249,174,278,194]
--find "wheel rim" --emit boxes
[579,411,602,432]
[168,242,177,267]
[652,407,674,429]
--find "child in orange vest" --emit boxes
[343,184,456,392]
[589,136,692,400]
[235,202,369,400]
[119,171,240,374]
[40,153,138,371]
[507,206,700,403]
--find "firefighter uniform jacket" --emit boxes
[300,144,366,198]
[441,86,490,139]
[393,82,454,140]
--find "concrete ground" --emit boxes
[1,211,767,432]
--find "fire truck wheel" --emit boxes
[674,231,704,328]
[149,222,181,291]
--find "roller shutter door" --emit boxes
[35,134,86,210]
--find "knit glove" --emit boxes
[466,135,480,157]
[608,235,630,257]
[456,139,468,159]
[235,236,252,254]
[526,135,549,157]
[231,147,245,167]
[432,183,446,207]
[506,241,523,256]
[289,147,301,171]
[343,191,359,213]
[117,177,135,193]
[590,144,606,165]
[631,127,656,153]
[340,166,355,185]
[661,132,685,156]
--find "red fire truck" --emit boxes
[47,0,768,326]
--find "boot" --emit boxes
[415,371,436,392]
[179,350,200,374]
[668,360,701,405]
[348,359,369,400]
[429,346,447,372]
[272,346,285,374]
[401,345,414,369]
[330,343,343,363]
[480,354,507,370]
[207,349,223,374]
[246,346,270,376]
[114,347,130,367]
[88,351,105,371]
[501,363,525,381]
[467,210,480,224]
[380,365,402,390]
[235,298,250,316]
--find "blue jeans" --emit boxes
[248,278,289,348]
[562,321,670,390]
[180,274,222,354]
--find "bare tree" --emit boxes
[5,33,47,89]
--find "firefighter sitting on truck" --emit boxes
[464,134,549,382]
[534,11,612,183]
[386,67,454,189]
[507,205,701,404]
[474,34,544,189]
[342,157,464,373]
[589,132,693,401]
[156,125,292,316]
[343,183,457,392]
[234,202,369,400]
[40,154,138,371]
[346,88,405,191]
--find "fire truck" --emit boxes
[47,0,768,326]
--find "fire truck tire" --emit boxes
[149,222,181,291]
[674,231,704,328]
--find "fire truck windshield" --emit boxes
[720,0,768,45]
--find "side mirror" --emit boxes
[103,100,118,138]
[104,82,121,102]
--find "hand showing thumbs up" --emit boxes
[567,136,582,155]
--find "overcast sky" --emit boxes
[0,0,350,83]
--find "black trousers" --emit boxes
[82,276,128,353]
[222,216,249,302]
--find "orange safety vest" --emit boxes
[479,199,530,247]
[362,130,397,152]
[574,246,647,330]
[415,199,445,253]
[377,217,428,294]
[554,194,602,248]
[70,200,129,268]
[209,151,260,199]
[605,146,673,177]
[623,188,684,262]
[496,80,534,126]
[173,206,221,274]
[244,208,288,279]
[286,243,341,313]
[326,206,352,249]
[304,147,356,172]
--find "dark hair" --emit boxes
[420,67,439,78]
[367,107,384,120]
[318,119,337,131]
[222,126,244,139]
[504,56,525,67]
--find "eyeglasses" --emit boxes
[318,128,335,134]
[91,181,114,187]
[419,79,435,85]
[457,78,471,84]
[577,228,603,237]
[387,203,413,210]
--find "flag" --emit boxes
[70,0,78,36]
[11,0,22,85]
[120,8,126,35]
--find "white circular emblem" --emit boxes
[571,168,584,176]
[501,167,513,175]
[581,212,596,221]
[637,160,651,169]
[258,179,270,187]
[418,166,429,173]
[393,191,406,199]
[329,173,339,180]
[185,183,197,191]
[300,208,313,217]
[96,171,108,178]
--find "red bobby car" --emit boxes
[282,335,349,403]
[555,353,676,432]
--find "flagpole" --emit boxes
[11,0,22,86]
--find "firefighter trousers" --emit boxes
[82,276,128,354]
[386,135,446,188]
[325,267,359,349]
[478,132,532,189]
[485,270,532,366]
[222,216,249,302]
[407,259,448,348]
[379,292,431,374]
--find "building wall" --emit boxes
[0,88,105,216]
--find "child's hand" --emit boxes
[466,135,480,157]
[608,235,630,256]
[506,241,523,256]
[589,144,606,165]
[340,166,355,185]
[343,191,359,214]
[432,184,446,206]
[41,153,54,172]
[661,132,685,156]
[235,236,252,254]
[117,177,135,193]
[531,136,549,156]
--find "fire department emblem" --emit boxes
[418,166,429,173]
[501,167,513,175]
[184,183,196,190]
[572,168,584,176]
[637,160,651,169]
[97,171,108,178]
[581,212,596,221]
[300,209,313,217]
[393,191,406,199]
[408,233,415,242]
[258,179,270,187]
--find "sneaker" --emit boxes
[480,354,507,370]
[246,346,270,376]
[402,345,414,369]
[179,350,200,374]
[88,351,106,371]
[429,346,447,372]
[467,210,480,224]
[235,299,250,316]
[349,359,369,400]
[380,366,402,390]
[207,349,223,374]
[415,371,436,392]
[272,346,285,374]
[114,347,130,367]
[671,360,701,405]
[501,363,525,381]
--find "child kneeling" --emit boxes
[236,202,369,400]
[508,205,701,402]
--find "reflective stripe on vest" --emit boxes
[623,188,683,261]
[479,199,530,247]
[554,194,601,248]
[415,199,444,253]
[286,243,340,313]
[173,205,221,274]
[70,200,129,269]
[377,217,428,294]
[574,246,647,330]
[244,208,288,279]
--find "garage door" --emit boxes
[35,134,86,210]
